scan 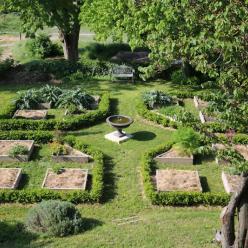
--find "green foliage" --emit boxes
[0,130,53,143]
[171,69,199,87]
[26,33,62,58]
[38,84,63,106]
[25,200,84,237]
[217,148,245,165]
[15,89,42,109]
[172,127,201,155]
[63,135,76,147]
[8,144,29,157]
[56,88,95,110]
[83,42,131,60]
[52,164,65,174]
[143,90,172,109]
[0,93,110,131]
[50,142,68,156]
[0,142,104,203]
[0,58,14,75]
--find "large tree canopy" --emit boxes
[83,1,248,247]
[5,0,84,61]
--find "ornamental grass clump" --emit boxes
[25,200,84,237]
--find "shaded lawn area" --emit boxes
[0,79,221,247]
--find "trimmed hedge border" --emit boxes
[136,96,244,133]
[0,141,104,204]
[0,93,110,131]
[141,143,230,206]
[0,130,53,143]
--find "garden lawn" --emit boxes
[0,79,221,248]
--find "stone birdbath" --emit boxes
[105,115,133,143]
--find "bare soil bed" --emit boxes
[235,145,248,160]
[156,169,202,192]
[42,168,88,190]
[155,148,193,165]
[13,110,48,119]
[0,168,22,189]
[222,171,241,194]
[52,144,91,163]
[0,140,34,161]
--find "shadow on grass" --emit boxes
[200,176,210,192]
[101,155,117,203]
[0,221,51,248]
[18,173,30,190]
[82,218,103,232]
[132,131,156,141]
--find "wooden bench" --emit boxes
[111,65,135,82]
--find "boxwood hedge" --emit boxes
[0,141,104,204]
[141,143,230,206]
[0,93,110,131]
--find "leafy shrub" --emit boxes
[26,34,62,58]
[172,127,202,155]
[171,69,199,86]
[8,145,29,157]
[38,84,63,106]
[50,142,68,156]
[56,88,95,110]
[0,130,53,143]
[63,135,76,147]
[143,90,172,109]
[52,164,65,174]
[25,200,84,236]
[0,58,14,75]
[15,89,42,109]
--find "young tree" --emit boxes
[5,0,83,61]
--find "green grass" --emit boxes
[159,98,199,118]
[0,78,221,247]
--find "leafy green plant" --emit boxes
[52,164,65,174]
[25,33,62,59]
[25,200,84,237]
[217,148,245,165]
[38,84,62,106]
[172,127,202,155]
[143,90,172,109]
[50,142,68,156]
[8,145,29,157]
[56,88,95,110]
[15,89,42,109]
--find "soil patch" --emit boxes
[0,168,22,189]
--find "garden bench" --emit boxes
[111,65,135,82]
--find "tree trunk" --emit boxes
[235,193,248,248]
[220,176,248,248]
[60,23,80,61]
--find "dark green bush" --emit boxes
[0,130,53,143]
[141,143,230,206]
[26,34,63,58]
[0,58,14,75]
[232,134,248,144]
[26,200,84,236]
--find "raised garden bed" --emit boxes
[0,140,34,162]
[235,145,248,160]
[52,144,91,163]
[13,110,48,120]
[42,168,88,190]
[155,148,193,165]
[222,171,241,194]
[0,168,22,189]
[156,169,202,192]
[194,96,209,109]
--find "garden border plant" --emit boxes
[141,143,230,206]
[0,93,110,131]
[0,140,104,204]
[137,90,244,133]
